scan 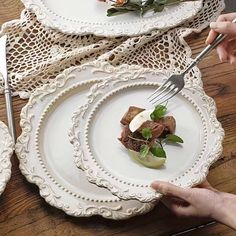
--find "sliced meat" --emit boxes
[137,120,165,139]
[159,116,176,134]
[118,125,146,152]
[120,106,145,125]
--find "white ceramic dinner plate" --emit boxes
[15,62,161,220]
[70,67,224,202]
[0,121,13,196]
[21,0,202,37]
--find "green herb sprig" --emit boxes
[150,104,167,121]
[137,104,184,159]
[107,0,195,17]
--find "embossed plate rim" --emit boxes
[0,121,13,196]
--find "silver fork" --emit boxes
[148,18,236,106]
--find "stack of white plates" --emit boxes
[15,61,224,219]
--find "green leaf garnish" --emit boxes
[129,0,142,5]
[107,0,195,17]
[139,144,150,158]
[143,0,155,5]
[107,7,134,16]
[141,128,152,140]
[150,105,167,121]
[150,145,166,158]
[166,134,184,143]
[153,2,165,12]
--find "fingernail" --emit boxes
[230,59,235,65]
[150,182,157,188]
[222,58,228,63]
[210,22,217,29]
[219,55,223,62]
[220,55,228,62]
[150,181,160,189]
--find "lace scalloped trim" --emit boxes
[0,0,225,99]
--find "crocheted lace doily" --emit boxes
[0,0,225,98]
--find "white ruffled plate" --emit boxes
[69,65,224,202]
[21,0,202,37]
[15,61,157,220]
[0,121,13,196]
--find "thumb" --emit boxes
[210,21,236,35]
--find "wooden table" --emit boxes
[0,1,236,235]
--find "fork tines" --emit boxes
[147,75,184,106]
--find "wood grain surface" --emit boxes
[0,1,236,235]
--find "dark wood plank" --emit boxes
[0,0,236,235]
[183,223,236,236]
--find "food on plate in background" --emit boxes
[98,0,196,17]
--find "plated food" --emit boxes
[15,61,224,215]
[119,105,183,168]
[99,0,196,17]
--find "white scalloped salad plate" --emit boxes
[0,121,13,196]
[21,0,202,37]
[69,67,224,202]
[15,62,161,220]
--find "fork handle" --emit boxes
[184,18,236,74]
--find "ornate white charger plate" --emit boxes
[70,68,225,203]
[15,61,159,220]
[21,0,202,37]
[0,121,14,196]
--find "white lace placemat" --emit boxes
[0,0,225,98]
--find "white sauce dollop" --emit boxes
[129,109,153,132]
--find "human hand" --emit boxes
[151,180,236,230]
[206,13,236,65]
